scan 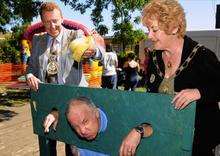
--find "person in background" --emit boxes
[138,47,150,87]
[119,0,220,156]
[101,44,118,89]
[21,39,31,64]
[26,2,103,156]
[44,96,108,156]
[123,53,140,91]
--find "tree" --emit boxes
[0,0,41,63]
[0,0,41,32]
[112,22,146,51]
[60,0,148,28]
[61,0,148,50]
[0,38,20,63]
[0,24,29,63]
[110,0,148,51]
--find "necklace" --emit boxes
[152,43,202,78]
[166,60,172,69]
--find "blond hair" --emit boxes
[142,0,186,38]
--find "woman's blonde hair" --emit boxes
[142,0,186,38]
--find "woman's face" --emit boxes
[145,20,172,50]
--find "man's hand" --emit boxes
[70,35,96,61]
[172,88,201,110]
[43,112,58,133]
[82,48,96,58]
[119,129,141,156]
[27,75,41,91]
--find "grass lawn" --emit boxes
[0,84,146,108]
[118,86,146,92]
[0,84,30,108]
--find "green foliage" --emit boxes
[112,0,148,23]
[111,0,148,51]
[0,39,20,64]
[112,22,146,51]
[0,0,37,62]
[0,85,29,108]
[0,0,41,32]
[117,51,127,58]
[0,24,28,63]
[60,0,149,37]
[96,24,109,35]
[117,50,137,68]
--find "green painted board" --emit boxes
[30,83,196,156]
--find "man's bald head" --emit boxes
[66,97,100,140]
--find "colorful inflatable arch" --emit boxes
[22,19,105,49]
[22,19,105,87]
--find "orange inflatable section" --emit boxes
[0,63,27,83]
[83,60,103,88]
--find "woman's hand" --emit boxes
[172,89,201,110]
[119,129,141,156]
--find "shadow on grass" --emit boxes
[0,109,18,122]
[0,88,30,107]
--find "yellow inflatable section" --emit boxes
[69,35,103,87]
[69,36,94,62]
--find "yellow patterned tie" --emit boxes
[50,38,57,55]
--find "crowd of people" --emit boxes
[101,47,147,91]
[26,0,220,156]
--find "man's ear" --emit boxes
[95,108,99,118]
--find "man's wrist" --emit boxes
[134,125,144,138]
[50,109,59,121]
[134,123,153,138]
[26,73,34,79]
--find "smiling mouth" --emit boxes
[51,30,58,33]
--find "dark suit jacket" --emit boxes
[146,36,220,155]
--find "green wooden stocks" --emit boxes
[30,83,195,156]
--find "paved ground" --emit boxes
[0,104,65,156]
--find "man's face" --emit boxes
[67,103,100,140]
[41,9,63,37]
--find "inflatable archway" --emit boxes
[22,19,105,87]
[22,19,105,50]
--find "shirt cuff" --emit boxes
[26,73,34,79]
[93,47,103,59]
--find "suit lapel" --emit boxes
[38,34,49,82]
[60,28,75,83]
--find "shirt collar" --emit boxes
[46,27,64,45]
[98,108,108,132]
